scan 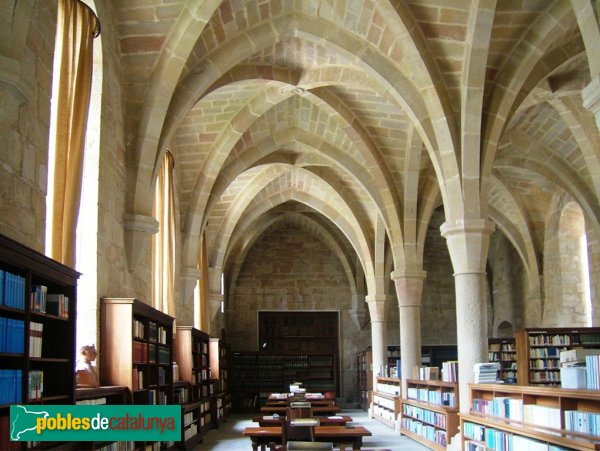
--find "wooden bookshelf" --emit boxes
[463,383,600,450]
[386,344,457,376]
[209,337,231,427]
[516,328,600,386]
[372,376,401,428]
[400,378,459,450]
[231,352,337,412]
[100,298,175,405]
[488,337,517,383]
[357,347,372,410]
[173,326,212,447]
[0,234,80,451]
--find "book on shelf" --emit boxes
[442,360,458,382]
[0,317,24,354]
[564,409,600,436]
[0,369,22,404]
[414,366,439,380]
[586,354,600,389]
[560,366,587,389]
[46,293,69,318]
[28,321,43,357]
[30,284,47,312]
[1,270,26,309]
[474,362,499,383]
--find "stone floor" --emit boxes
[193,409,429,451]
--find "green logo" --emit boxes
[10,405,180,442]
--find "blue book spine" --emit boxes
[0,269,4,306]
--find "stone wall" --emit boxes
[0,2,56,251]
[226,223,370,400]
[422,209,457,344]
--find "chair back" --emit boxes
[287,403,313,420]
[284,418,314,442]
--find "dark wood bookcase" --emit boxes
[516,327,600,386]
[100,298,175,405]
[209,337,231,427]
[356,346,372,410]
[488,337,517,382]
[231,352,338,411]
[0,234,79,451]
[258,311,338,354]
[173,326,212,448]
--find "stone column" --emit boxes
[441,219,494,413]
[391,269,426,396]
[366,295,387,389]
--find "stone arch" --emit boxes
[481,2,576,190]
[496,321,514,338]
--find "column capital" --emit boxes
[583,75,600,114]
[392,269,426,308]
[440,219,495,275]
[365,295,387,322]
[390,268,427,281]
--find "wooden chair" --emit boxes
[288,402,312,420]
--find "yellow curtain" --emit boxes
[199,232,210,331]
[50,0,100,267]
[152,151,176,316]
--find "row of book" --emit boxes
[472,396,524,421]
[441,360,458,382]
[406,387,455,407]
[0,369,22,404]
[464,421,571,451]
[0,317,24,353]
[403,403,447,428]
[76,396,107,405]
[29,321,43,357]
[564,409,600,436]
[148,322,168,344]
[28,370,44,400]
[401,417,447,447]
[30,285,69,317]
[528,334,573,345]
[1,270,26,309]
[586,354,600,389]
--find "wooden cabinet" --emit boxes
[0,234,79,451]
[516,328,600,386]
[400,379,459,450]
[462,383,600,450]
[173,326,212,448]
[371,376,401,428]
[100,298,174,405]
[488,338,517,383]
[357,347,372,410]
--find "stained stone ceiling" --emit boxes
[115,0,600,296]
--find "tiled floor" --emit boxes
[193,409,429,451]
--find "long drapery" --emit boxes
[49,0,99,267]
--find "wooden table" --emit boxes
[260,406,341,415]
[253,415,352,427]
[314,425,372,450]
[243,426,283,451]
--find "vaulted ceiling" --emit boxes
[113,0,600,298]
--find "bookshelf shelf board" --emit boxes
[402,397,459,414]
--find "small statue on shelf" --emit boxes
[75,344,99,388]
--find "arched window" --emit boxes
[558,202,592,326]
[152,151,176,316]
